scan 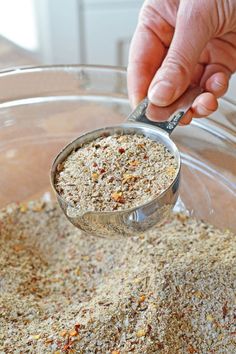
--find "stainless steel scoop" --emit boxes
[51,86,202,237]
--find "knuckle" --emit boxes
[164,51,192,77]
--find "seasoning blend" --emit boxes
[55,133,178,212]
[0,201,235,353]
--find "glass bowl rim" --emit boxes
[0,64,235,141]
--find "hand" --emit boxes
[127,0,236,124]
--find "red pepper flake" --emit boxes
[56,163,64,172]
[74,324,80,333]
[91,172,99,181]
[63,338,72,351]
[187,345,197,353]
[118,147,125,154]
[56,339,63,347]
[111,192,126,204]
[12,244,24,252]
[99,168,106,174]
[108,176,115,183]
[137,143,146,149]
[92,162,98,167]
[60,329,68,337]
[156,342,164,349]
[130,160,139,167]
[144,154,148,160]
[69,330,78,337]
[146,324,152,335]
[44,338,53,345]
[138,295,146,303]
[222,302,228,319]
[122,174,138,184]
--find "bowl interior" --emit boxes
[0,65,236,231]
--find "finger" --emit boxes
[146,102,177,121]
[148,0,213,106]
[191,63,205,86]
[205,72,229,98]
[199,62,231,88]
[179,110,193,125]
[198,35,235,89]
[146,85,202,121]
[179,92,218,125]
[200,36,236,80]
[127,4,174,107]
[191,92,218,118]
[127,26,166,108]
[179,92,218,124]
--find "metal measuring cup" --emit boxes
[51,86,202,237]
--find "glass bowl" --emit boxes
[0,65,236,232]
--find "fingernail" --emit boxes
[211,79,225,92]
[148,81,176,106]
[179,120,189,126]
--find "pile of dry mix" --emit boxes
[55,133,177,211]
[0,200,235,353]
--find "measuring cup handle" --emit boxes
[127,97,186,135]
[127,86,203,135]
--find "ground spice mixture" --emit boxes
[55,133,177,211]
[0,200,235,353]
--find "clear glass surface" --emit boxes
[0,65,236,231]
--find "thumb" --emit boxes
[148,1,212,106]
